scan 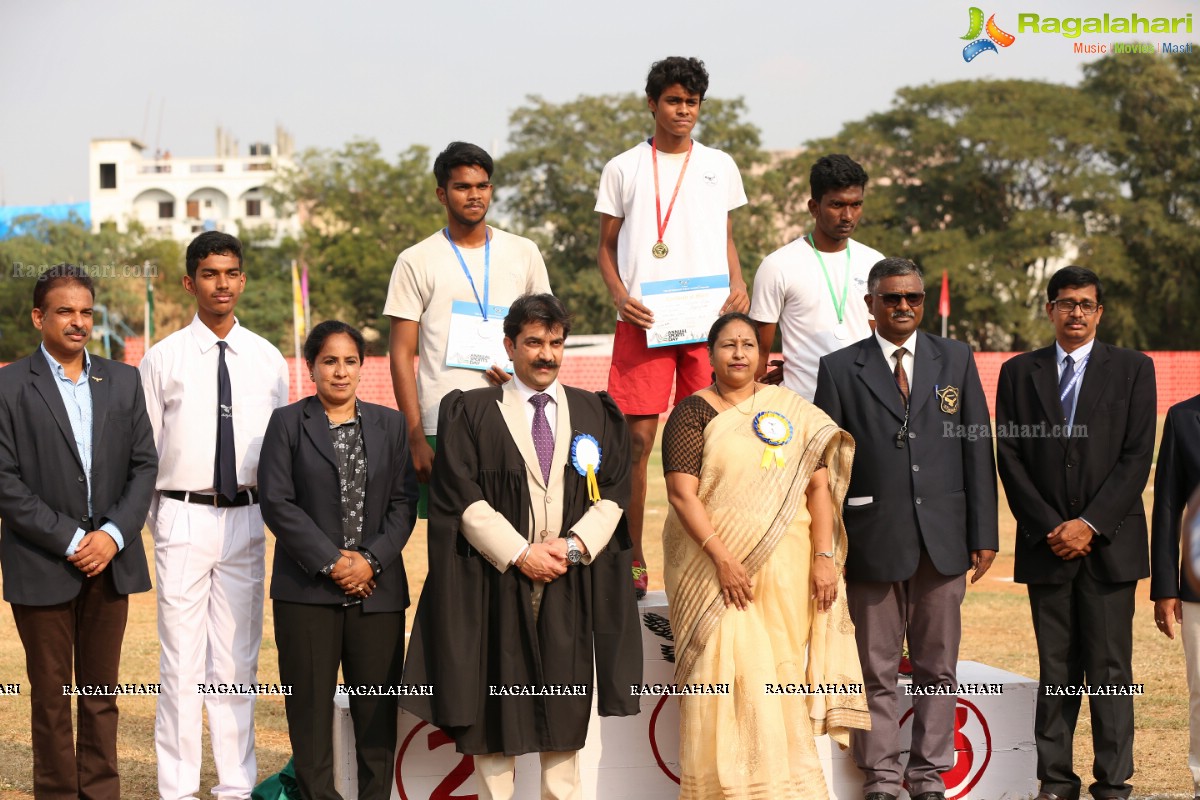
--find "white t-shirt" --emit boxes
[595,139,747,302]
[750,236,885,400]
[382,226,551,435]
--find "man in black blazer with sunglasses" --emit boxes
[815,257,997,800]
[996,266,1155,800]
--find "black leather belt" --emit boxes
[161,489,257,508]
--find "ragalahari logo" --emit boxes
[962,7,1016,61]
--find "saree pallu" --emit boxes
[663,385,869,799]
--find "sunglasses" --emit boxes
[874,292,926,308]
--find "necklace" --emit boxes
[713,381,757,415]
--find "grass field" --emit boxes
[0,424,1193,799]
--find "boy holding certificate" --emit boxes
[596,56,749,597]
[384,142,551,517]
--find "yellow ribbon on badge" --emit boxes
[572,434,603,502]
[760,445,786,469]
[753,411,794,471]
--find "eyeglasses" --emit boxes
[875,292,926,308]
[1052,299,1100,315]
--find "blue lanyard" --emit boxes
[1059,353,1090,404]
[444,227,491,321]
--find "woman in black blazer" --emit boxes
[259,320,417,800]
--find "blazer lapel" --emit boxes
[89,359,110,460]
[1070,341,1110,428]
[552,384,572,480]
[855,340,905,422]
[499,382,545,490]
[908,332,940,418]
[29,352,85,470]
[301,397,338,471]
[359,403,383,485]
[1030,346,1068,449]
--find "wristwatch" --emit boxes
[566,536,583,566]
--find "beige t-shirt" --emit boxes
[382,226,551,434]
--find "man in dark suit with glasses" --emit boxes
[815,257,998,800]
[996,265,1156,800]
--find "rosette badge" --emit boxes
[571,433,603,501]
[753,411,794,469]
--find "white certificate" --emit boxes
[445,300,512,372]
[641,274,730,348]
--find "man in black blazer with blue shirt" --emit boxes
[996,266,1155,800]
[0,266,157,800]
[815,258,998,800]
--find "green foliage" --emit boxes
[797,79,1125,350]
[498,93,774,333]
[268,140,445,346]
[0,217,183,361]
[1082,50,1200,349]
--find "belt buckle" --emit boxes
[212,494,221,508]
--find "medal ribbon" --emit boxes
[808,233,851,325]
[444,227,491,321]
[651,138,693,251]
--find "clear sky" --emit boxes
[2,0,1195,206]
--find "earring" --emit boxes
[308,373,314,380]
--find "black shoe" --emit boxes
[863,793,897,800]
[911,793,946,800]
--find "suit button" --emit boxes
[915,497,923,505]
[912,465,920,472]
[1071,498,1080,506]
[909,432,917,439]
[77,475,85,483]
[81,517,88,524]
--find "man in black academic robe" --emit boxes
[401,294,641,800]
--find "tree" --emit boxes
[269,141,445,346]
[1082,49,1200,349]
[0,217,184,361]
[792,79,1125,351]
[499,94,773,333]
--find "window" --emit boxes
[158,201,175,219]
[99,163,117,189]
[186,200,200,218]
[245,199,262,217]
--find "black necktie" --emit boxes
[1058,354,1076,428]
[215,341,237,501]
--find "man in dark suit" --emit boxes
[815,257,998,800]
[996,265,1156,800]
[1151,392,1200,800]
[0,265,157,800]
[401,293,641,800]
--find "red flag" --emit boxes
[939,270,950,317]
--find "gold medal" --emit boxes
[652,241,669,259]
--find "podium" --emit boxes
[329,591,1036,799]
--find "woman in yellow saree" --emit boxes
[662,312,869,799]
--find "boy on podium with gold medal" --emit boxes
[595,56,749,599]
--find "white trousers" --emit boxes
[153,497,265,800]
[474,750,580,800]
[1184,601,1200,794]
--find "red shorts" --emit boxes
[607,321,711,415]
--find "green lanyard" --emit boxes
[809,233,851,324]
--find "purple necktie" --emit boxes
[530,393,554,484]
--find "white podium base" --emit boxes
[328,591,1036,799]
